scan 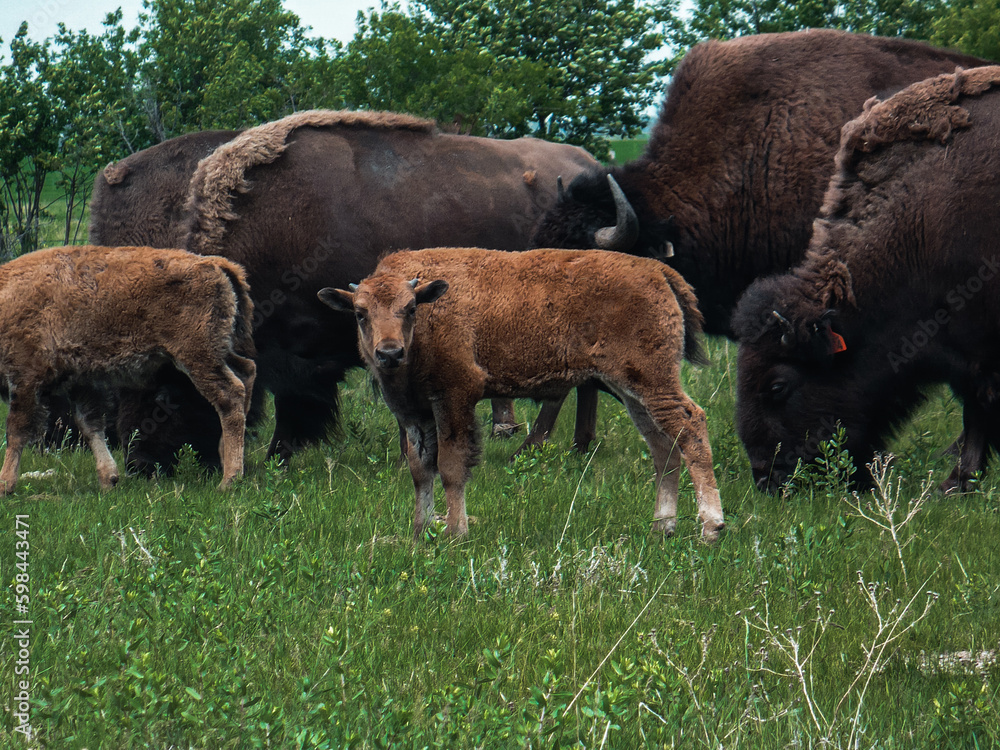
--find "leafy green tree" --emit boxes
[47,12,145,244]
[137,0,339,138]
[336,5,542,137]
[0,24,58,255]
[340,0,667,156]
[931,0,1000,61]
[667,0,948,49]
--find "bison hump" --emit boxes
[840,66,1000,156]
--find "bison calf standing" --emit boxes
[320,247,725,541]
[0,245,255,493]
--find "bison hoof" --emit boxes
[491,422,520,439]
[701,519,725,543]
[939,474,974,495]
[217,474,241,491]
[652,518,677,536]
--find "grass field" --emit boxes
[1,337,998,748]
[608,138,649,165]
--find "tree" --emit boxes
[0,24,58,255]
[666,0,948,50]
[137,0,339,139]
[931,0,1000,61]
[336,5,543,138]
[340,0,667,156]
[47,12,145,244]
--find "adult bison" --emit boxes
[89,110,599,472]
[90,129,240,249]
[732,66,1000,492]
[524,29,988,453]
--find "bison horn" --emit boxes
[349,283,359,293]
[556,175,565,201]
[408,278,420,289]
[594,174,639,252]
[771,310,794,347]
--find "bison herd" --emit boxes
[3,30,999,540]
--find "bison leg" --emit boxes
[0,381,44,495]
[432,396,481,538]
[490,398,519,438]
[942,402,991,493]
[182,359,254,489]
[404,420,439,540]
[71,391,119,490]
[623,389,724,542]
[573,383,599,453]
[512,384,600,460]
[512,393,567,458]
[621,396,683,535]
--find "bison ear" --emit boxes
[414,279,448,305]
[818,311,848,355]
[317,287,355,312]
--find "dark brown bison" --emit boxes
[88,110,598,473]
[89,129,240,249]
[525,29,990,453]
[732,66,1000,492]
[0,245,255,493]
[319,248,724,541]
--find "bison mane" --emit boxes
[822,66,1000,218]
[182,110,437,255]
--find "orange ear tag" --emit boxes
[830,330,847,353]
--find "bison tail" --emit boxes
[219,262,256,358]
[661,266,708,366]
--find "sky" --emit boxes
[0,0,391,49]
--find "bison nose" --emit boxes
[751,465,782,494]
[375,344,404,368]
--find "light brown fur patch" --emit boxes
[839,66,1000,156]
[102,161,130,185]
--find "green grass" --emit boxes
[1,338,998,748]
[608,138,648,165]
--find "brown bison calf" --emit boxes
[0,245,255,493]
[319,247,725,541]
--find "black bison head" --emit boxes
[732,270,891,492]
[529,170,678,261]
[116,365,225,477]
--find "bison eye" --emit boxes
[404,305,416,319]
[355,311,368,326]
[769,380,790,401]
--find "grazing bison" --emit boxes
[0,245,255,493]
[319,248,725,542]
[89,110,598,473]
[732,66,1000,492]
[525,29,989,453]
